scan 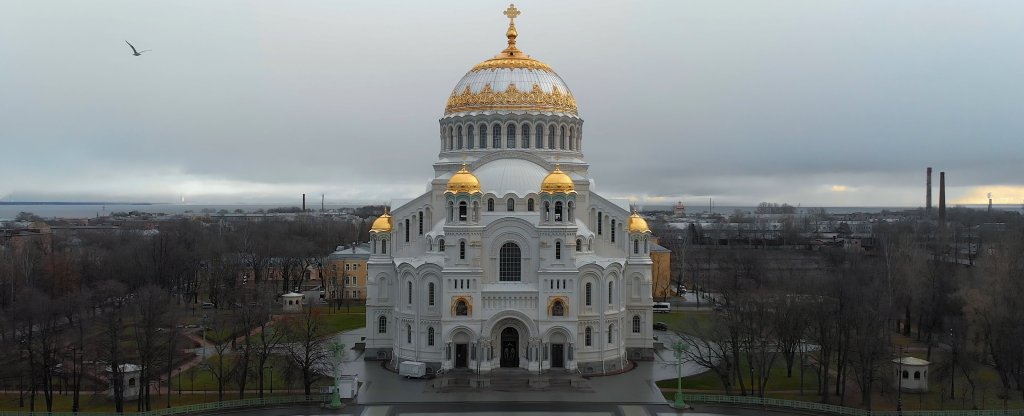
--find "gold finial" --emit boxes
[502,4,521,54]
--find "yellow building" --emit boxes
[650,238,674,301]
[326,243,371,302]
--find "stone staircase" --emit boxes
[431,367,592,393]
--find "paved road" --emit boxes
[216,402,805,416]
[327,328,711,406]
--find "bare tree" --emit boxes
[282,305,329,395]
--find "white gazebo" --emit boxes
[282,292,304,313]
[893,356,930,392]
[106,364,142,400]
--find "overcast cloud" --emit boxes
[2,1,1022,207]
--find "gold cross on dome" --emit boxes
[504,4,521,22]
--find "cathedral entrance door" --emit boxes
[551,343,564,368]
[455,344,468,368]
[500,327,519,368]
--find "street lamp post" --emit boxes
[750,365,756,397]
[897,345,904,413]
[672,342,689,409]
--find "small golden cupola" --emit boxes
[540,164,575,194]
[628,210,651,234]
[370,210,393,233]
[446,164,482,194]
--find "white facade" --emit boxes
[363,10,654,375]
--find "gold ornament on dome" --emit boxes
[540,164,576,194]
[471,57,553,72]
[446,164,483,194]
[370,210,393,233]
[445,83,578,115]
[628,210,652,234]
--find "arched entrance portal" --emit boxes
[500,327,519,368]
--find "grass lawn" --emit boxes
[319,312,365,334]
[656,353,816,392]
[172,355,332,392]
[0,392,298,412]
[655,310,717,336]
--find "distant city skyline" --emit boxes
[2,1,1022,206]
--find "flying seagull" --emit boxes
[125,40,151,56]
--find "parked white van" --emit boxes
[653,302,671,313]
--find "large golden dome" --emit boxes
[628,211,652,234]
[370,211,393,233]
[446,164,482,194]
[444,4,577,116]
[540,164,575,194]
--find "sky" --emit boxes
[2,0,1022,207]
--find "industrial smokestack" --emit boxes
[939,172,946,226]
[926,167,933,213]
[302,193,306,211]
[989,192,993,213]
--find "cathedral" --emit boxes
[364,5,655,375]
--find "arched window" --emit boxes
[568,201,574,221]
[585,282,592,306]
[438,238,445,252]
[560,126,567,149]
[608,324,614,343]
[427,327,435,346]
[555,241,561,260]
[548,125,555,149]
[406,324,412,344]
[447,202,454,222]
[492,124,502,148]
[467,125,475,149]
[584,326,592,347]
[129,378,136,387]
[405,219,410,242]
[448,127,454,150]
[459,240,466,260]
[527,198,535,211]
[521,123,530,148]
[499,242,522,281]
[487,198,494,212]
[456,125,463,149]
[507,124,517,148]
[634,239,639,254]
[543,201,550,221]
[644,238,649,253]
[608,281,614,304]
[458,201,467,221]
[914,371,921,380]
[568,126,575,150]
[554,201,563,221]
[418,211,423,234]
[611,219,616,243]
[381,239,387,254]
[407,281,413,304]
[632,315,641,333]
[552,300,564,316]
[576,238,582,251]
[535,124,544,148]
[902,370,909,379]
[507,198,515,212]
[378,315,387,333]
[479,123,488,148]
[455,300,468,316]
[597,211,603,235]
